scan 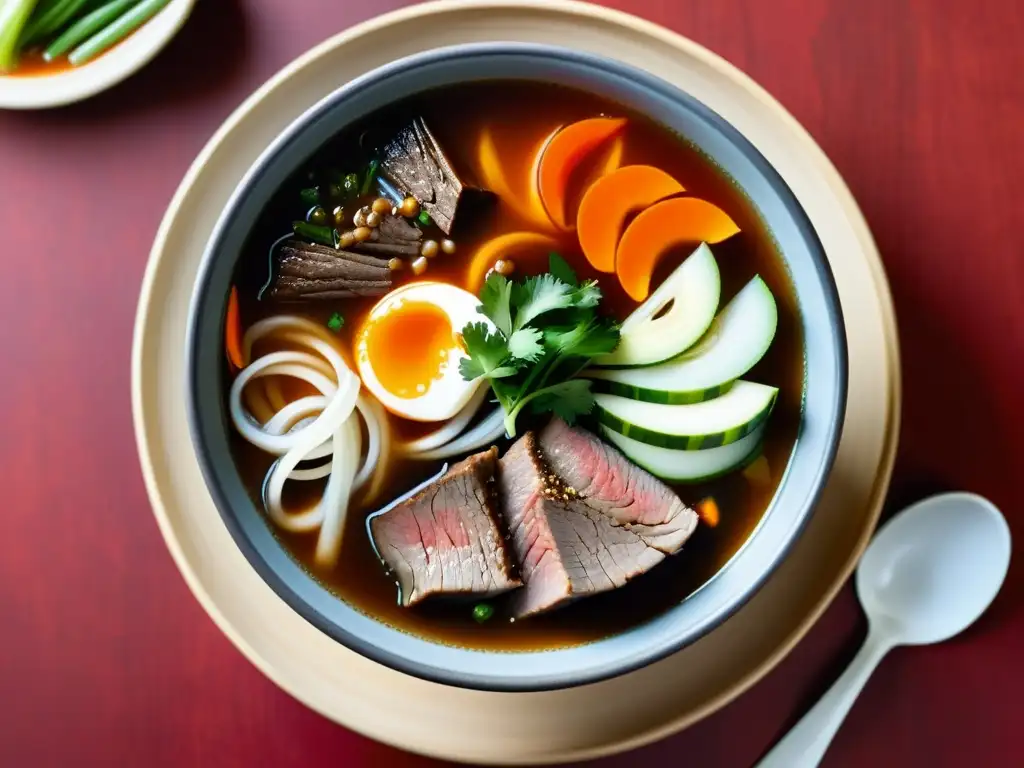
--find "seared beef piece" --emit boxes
[370,448,521,606]
[268,240,392,300]
[497,419,698,618]
[353,213,423,258]
[379,117,493,235]
[538,418,699,553]
[378,213,422,241]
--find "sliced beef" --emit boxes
[377,212,422,241]
[353,213,423,258]
[268,240,392,300]
[497,419,698,618]
[379,117,493,235]
[370,447,521,606]
[538,418,699,554]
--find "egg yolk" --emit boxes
[359,300,455,399]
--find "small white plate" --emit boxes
[0,0,195,110]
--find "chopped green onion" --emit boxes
[342,172,360,199]
[417,210,431,226]
[360,158,379,196]
[0,0,39,73]
[307,206,328,226]
[20,0,89,48]
[298,187,319,207]
[327,312,344,332]
[472,603,494,623]
[67,0,171,67]
[43,0,140,62]
[292,220,339,248]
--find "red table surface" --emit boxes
[2,1,1021,766]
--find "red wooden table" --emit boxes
[2,1,1021,766]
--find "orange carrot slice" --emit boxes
[478,126,557,232]
[697,497,720,528]
[577,165,685,273]
[599,135,625,178]
[538,117,627,229]
[225,285,244,371]
[616,197,740,301]
[465,231,560,293]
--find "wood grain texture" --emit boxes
[1,1,1021,766]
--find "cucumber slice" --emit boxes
[594,381,777,449]
[588,275,778,403]
[601,424,765,483]
[593,243,720,367]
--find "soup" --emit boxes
[226,80,803,651]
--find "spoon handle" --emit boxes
[756,630,893,768]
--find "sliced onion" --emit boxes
[398,384,488,456]
[412,407,507,461]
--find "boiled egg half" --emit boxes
[355,282,489,422]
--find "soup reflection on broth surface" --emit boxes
[226,80,803,650]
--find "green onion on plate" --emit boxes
[68,0,170,67]
[43,0,140,62]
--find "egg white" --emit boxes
[355,282,490,422]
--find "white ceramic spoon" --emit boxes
[758,492,1011,768]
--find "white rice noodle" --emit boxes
[263,376,288,413]
[228,314,377,567]
[244,381,276,425]
[229,353,337,458]
[353,394,382,490]
[355,394,391,506]
[412,407,507,462]
[398,384,489,456]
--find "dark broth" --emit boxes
[230,80,803,650]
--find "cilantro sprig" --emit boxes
[459,254,620,437]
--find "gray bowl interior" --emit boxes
[187,44,846,691]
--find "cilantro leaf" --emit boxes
[543,316,620,358]
[489,376,521,405]
[459,321,514,381]
[548,252,578,286]
[326,312,344,332]
[467,257,621,437]
[478,273,514,336]
[513,274,573,330]
[526,379,596,425]
[508,327,544,362]
[569,279,602,309]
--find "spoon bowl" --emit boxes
[759,492,1011,767]
[858,492,1011,646]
